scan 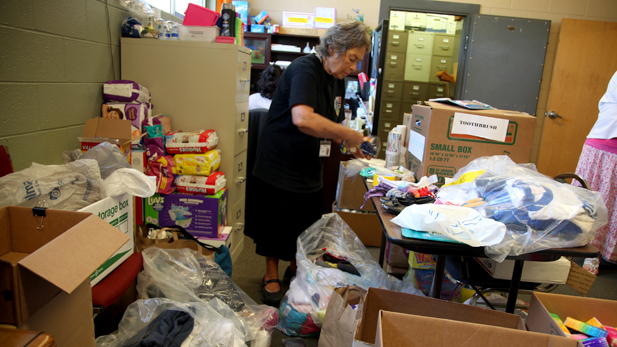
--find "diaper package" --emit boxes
[143,114,172,138]
[145,155,176,194]
[165,130,218,154]
[176,171,226,195]
[173,149,221,176]
[102,102,152,146]
[103,80,151,103]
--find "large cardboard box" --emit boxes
[375,311,578,347]
[79,117,133,159]
[406,102,536,184]
[0,206,129,346]
[79,193,134,286]
[332,202,382,247]
[527,292,617,338]
[336,161,375,212]
[353,287,526,347]
[475,256,571,284]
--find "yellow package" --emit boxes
[174,149,221,176]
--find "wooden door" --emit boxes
[536,19,617,177]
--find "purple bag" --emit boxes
[103,80,151,103]
[144,137,166,161]
[146,155,176,194]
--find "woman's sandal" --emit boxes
[583,257,600,276]
[283,266,295,283]
[261,277,283,307]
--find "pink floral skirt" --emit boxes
[574,140,617,263]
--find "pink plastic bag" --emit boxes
[146,155,176,194]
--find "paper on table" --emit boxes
[408,130,426,161]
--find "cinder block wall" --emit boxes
[1,0,616,172]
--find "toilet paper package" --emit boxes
[144,189,227,238]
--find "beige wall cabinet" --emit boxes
[120,38,251,263]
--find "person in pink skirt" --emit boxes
[574,71,617,275]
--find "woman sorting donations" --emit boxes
[574,70,617,276]
[249,20,371,306]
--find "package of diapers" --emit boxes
[102,102,152,146]
[173,149,221,176]
[103,80,151,103]
[143,114,172,138]
[165,130,218,154]
[175,171,226,195]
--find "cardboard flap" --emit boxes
[18,214,129,294]
[82,117,132,143]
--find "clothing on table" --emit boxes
[574,71,617,264]
[248,93,272,110]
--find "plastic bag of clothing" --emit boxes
[136,248,277,345]
[0,159,102,210]
[95,298,247,347]
[436,156,608,261]
[62,141,131,179]
[277,213,404,337]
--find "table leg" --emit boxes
[378,231,386,269]
[505,259,524,313]
[430,255,446,299]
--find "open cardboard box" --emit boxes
[527,292,617,338]
[0,206,129,346]
[79,117,133,159]
[353,287,526,347]
[375,311,579,347]
[332,201,382,247]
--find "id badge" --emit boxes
[319,140,331,157]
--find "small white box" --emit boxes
[314,7,335,29]
[389,11,406,31]
[282,12,314,28]
[475,257,571,284]
[178,25,220,42]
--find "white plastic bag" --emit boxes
[103,168,156,198]
[0,159,102,210]
[391,204,507,247]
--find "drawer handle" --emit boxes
[414,44,424,48]
[388,62,397,67]
[391,41,399,46]
[412,64,423,69]
[387,90,394,94]
[235,223,244,231]
[439,45,450,50]
[411,92,419,95]
[238,128,249,134]
[236,177,246,184]
[241,112,246,121]
[239,79,250,83]
[436,65,447,70]
[242,61,247,71]
[385,110,393,113]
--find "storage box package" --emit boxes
[79,193,134,286]
[527,292,617,340]
[353,287,526,347]
[375,311,578,347]
[144,189,227,238]
[0,206,129,347]
[406,102,536,185]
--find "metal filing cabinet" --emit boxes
[432,34,455,57]
[120,38,250,263]
[428,82,450,99]
[429,56,454,83]
[404,53,432,82]
[407,31,434,55]
[402,81,429,103]
[381,81,405,102]
[379,101,402,122]
[383,52,406,80]
[386,30,408,53]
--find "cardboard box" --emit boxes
[406,102,536,185]
[0,206,129,346]
[353,287,526,347]
[375,311,578,347]
[79,117,133,159]
[103,102,151,146]
[336,161,374,212]
[475,256,571,284]
[144,190,227,238]
[79,194,134,286]
[527,292,617,339]
[332,202,382,247]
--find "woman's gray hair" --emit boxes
[317,21,371,58]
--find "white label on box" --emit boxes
[389,11,406,30]
[314,7,335,29]
[282,12,314,28]
[451,112,509,142]
[409,130,426,161]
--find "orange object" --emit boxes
[216,0,231,14]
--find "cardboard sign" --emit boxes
[566,260,597,295]
[451,112,510,142]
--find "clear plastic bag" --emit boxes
[135,248,277,345]
[62,142,131,179]
[277,213,403,337]
[102,168,156,198]
[436,156,609,261]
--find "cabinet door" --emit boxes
[383,52,406,80]
[407,32,434,55]
[402,81,429,103]
[379,101,401,122]
[428,82,449,98]
[432,34,455,57]
[381,81,404,101]
[404,53,431,82]
[230,196,246,234]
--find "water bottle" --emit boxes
[158,20,167,40]
[170,24,179,41]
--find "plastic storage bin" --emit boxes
[183,3,220,26]
[179,25,220,42]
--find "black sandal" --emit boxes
[283,266,295,283]
[261,277,283,307]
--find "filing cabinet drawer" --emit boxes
[379,101,402,122]
[383,52,406,80]
[432,34,455,57]
[234,102,249,155]
[386,31,408,54]
[401,102,418,116]
[230,196,245,233]
[229,150,247,205]
[429,56,453,83]
[407,31,434,55]
[404,53,431,82]
[402,82,429,103]
[428,82,449,99]
[236,52,251,102]
[381,81,404,101]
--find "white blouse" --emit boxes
[588,71,617,140]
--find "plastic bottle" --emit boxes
[221,3,235,37]
[165,21,173,40]
[170,23,179,40]
[340,134,381,157]
[303,42,311,53]
[157,20,167,40]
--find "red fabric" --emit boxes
[92,252,143,308]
